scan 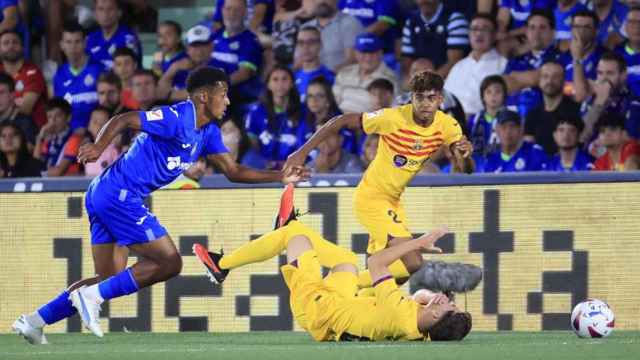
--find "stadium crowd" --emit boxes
[1,0,640,179]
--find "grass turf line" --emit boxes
[1,331,639,360]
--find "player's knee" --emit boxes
[166,253,183,278]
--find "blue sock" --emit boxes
[37,291,77,325]
[98,268,139,301]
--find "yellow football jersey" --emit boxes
[359,104,462,200]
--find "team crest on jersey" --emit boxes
[515,158,525,170]
[15,80,24,92]
[413,139,423,151]
[229,42,239,50]
[393,154,408,167]
[84,74,95,86]
[436,25,444,34]
[108,44,116,55]
[146,109,163,121]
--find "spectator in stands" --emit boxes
[333,33,397,113]
[158,24,214,102]
[555,0,588,50]
[245,65,313,169]
[0,72,35,148]
[304,75,356,154]
[309,130,363,173]
[580,52,640,144]
[53,21,103,132]
[394,58,466,126]
[548,116,595,171]
[593,112,640,170]
[87,0,141,69]
[96,71,131,116]
[468,75,507,165]
[401,0,469,78]
[83,106,121,177]
[484,109,549,172]
[304,0,363,72]
[294,25,335,101]
[130,69,163,111]
[211,0,264,119]
[525,61,581,156]
[560,9,607,101]
[112,47,138,110]
[360,133,378,169]
[502,9,560,118]
[0,122,41,178]
[219,118,266,169]
[615,7,640,96]
[212,0,276,35]
[367,78,394,111]
[0,0,28,58]
[497,0,554,56]
[592,0,628,49]
[445,13,508,116]
[32,97,82,176]
[0,30,47,128]
[151,20,187,78]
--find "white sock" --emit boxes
[82,284,105,304]
[25,311,46,328]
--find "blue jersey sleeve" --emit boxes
[139,107,180,139]
[529,145,549,171]
[212,0,224,22]
[245,104,267,139]
[202,123,229,155]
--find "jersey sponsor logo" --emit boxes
[166,156,193,171]
[146,109,163,121]
[393,154,408,167]
[26,69,36,76]
[212,51,239,64]
[342,7,375,19]
[64,91,98,104]
[628,65,640,75]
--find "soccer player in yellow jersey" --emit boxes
[284,71,475,287]
[193,184,472,341]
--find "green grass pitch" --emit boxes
[1,331,639,360]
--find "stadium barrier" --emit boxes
[1,173,640,333]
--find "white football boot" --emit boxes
[69,286,104,337]
[12,315,48,345]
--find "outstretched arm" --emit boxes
[78,112,141,164]
[208,152,310,184]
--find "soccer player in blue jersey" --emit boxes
[54,21,104,131]
[547,117,594,172]
[12,67,308,344]
[87,0,141,69]
[484,109,549,173]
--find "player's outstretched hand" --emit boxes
[282,151,306,178]
[78,143,103,164]
[281,165,310,184]
[452,136,473,159]
[415,226,448,254]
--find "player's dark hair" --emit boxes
[98,71,122,90]
[113,46,137,61]
[554,116,584,133]
[471,12,497,31]
[0,72,15,91]
[596,112,626,133]
[161,20,183,37]
[261,64,304,130]
[62,21,86,37]
[305,75,340,125]
[427,311,472,341]
[600,51,627,73]
[479,75,507,108]
[132,68,158,83]
[527,8,555,28]
[186,66,228,94]
[46,97,73,117]
[410,71,444,94]
[572,9,599,29]
[367,78,394,93]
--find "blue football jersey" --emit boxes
[53,61,104,130]
[559,45,607,82]
[211,28,263,101]
[499,0,557,29]
[616,43,640,97]
[213,0,275,33]
[86,24,142,69]
[96,100,228,197]
[554,1,588,41]
[161,50,188,73]
[468,111,500,157]
[339,0,400,53]
[294,66,335,101]
[595,0,628,45]
[484,141,549,173]
[547,150,594,172]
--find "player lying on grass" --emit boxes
[281,70,474,288]
[193,185,472,341]
[12,67,308,345]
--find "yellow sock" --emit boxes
[284,221,358,267]
[218,227,289,270]
[357,259,410,288]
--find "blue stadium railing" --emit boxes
[1,172,640,192]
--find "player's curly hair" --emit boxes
[427,311,472,341]
[409,71,444,94]
[186,66,229,94]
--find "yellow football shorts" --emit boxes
[280,250,358,341]
[353,187,412,254]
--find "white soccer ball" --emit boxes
[570,299,615,338]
